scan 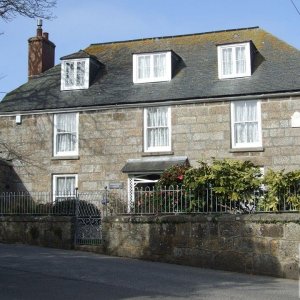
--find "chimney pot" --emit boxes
[36,19,43,37]
[37,19,43,27]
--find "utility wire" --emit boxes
[290,0,300,16]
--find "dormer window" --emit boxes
[133,51,172,83]
[217,42,251,79]
[61,58,90,90]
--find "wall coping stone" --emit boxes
[103,213,300,224]
[0,216,75,222]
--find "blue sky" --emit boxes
[1,0,300,100]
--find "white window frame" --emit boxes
[53,113,79,157]
[61,58,90,90]
[144,107,171,152]
[231,100,262,149]
[53,174,78,202]
[218,42,251,79]
[133,51,172,83]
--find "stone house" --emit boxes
[0,23,300,198]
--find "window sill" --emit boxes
[61,86,88,91]
[133,78,171,84]
[219,74,251,80]
[229,147,264,153]
[142,151,174,157]
[51,155,80,160]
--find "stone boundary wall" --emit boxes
[1,213,299,279]
[0,216,75,249]
[102,213,300,279]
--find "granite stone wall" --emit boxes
[102,213,300,280]
[0,212,298,279]
[0,216,75,249]
[0,96,300,192]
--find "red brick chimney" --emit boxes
[28,19,55,80]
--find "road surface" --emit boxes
[0,243,298,299]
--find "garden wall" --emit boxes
[102,213,300,279]
[0,216,75,249]
[1,213,298,279]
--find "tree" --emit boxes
[0,0,56,21]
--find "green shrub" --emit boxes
[262,169,300,211]
[184,158,262,202]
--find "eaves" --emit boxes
[1,90,300,117]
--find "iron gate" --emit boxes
[74,191,107,245]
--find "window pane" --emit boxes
[153,54,166,78]
[234,101,257,122]
[65,62,74,86]
[138,56,150,79]
[247,122,258,143]
[76,61,85,86]
[235,46,246,74]
[56,177,65,194]
[57,133,77,152]
[147,107,168,127]
[222,48,232,75]
[147,128,169,148]
[55,176,76,197]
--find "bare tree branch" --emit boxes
[290,0,300,16]
[0,0,56,21]
[0,138,47,175]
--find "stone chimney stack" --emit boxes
[28,19,56,80]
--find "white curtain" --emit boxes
[76,61,85,86]
[65,62,75,86]
[138,56,150,79]
[234,101,258,144]
[147,107,169,148]
[56,176,76,195]
[222,48,232,75]
[153,54,166,78]
[56,113,77,153]
[235,46,246,74]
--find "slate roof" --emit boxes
[1,27,300,113]
[60,49,95,60]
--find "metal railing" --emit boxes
[123,185,300,215]
[0,186,299,216]
[0,192,63,215]
[0,190,104,216]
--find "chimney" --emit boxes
[28,19,56,80]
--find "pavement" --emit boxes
[0,243,298,300]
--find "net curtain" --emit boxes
[147,107,169,148]
[222,46,246,75]
[56,113,77,153]
[234,101,258,144]
[56,176,76,195]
